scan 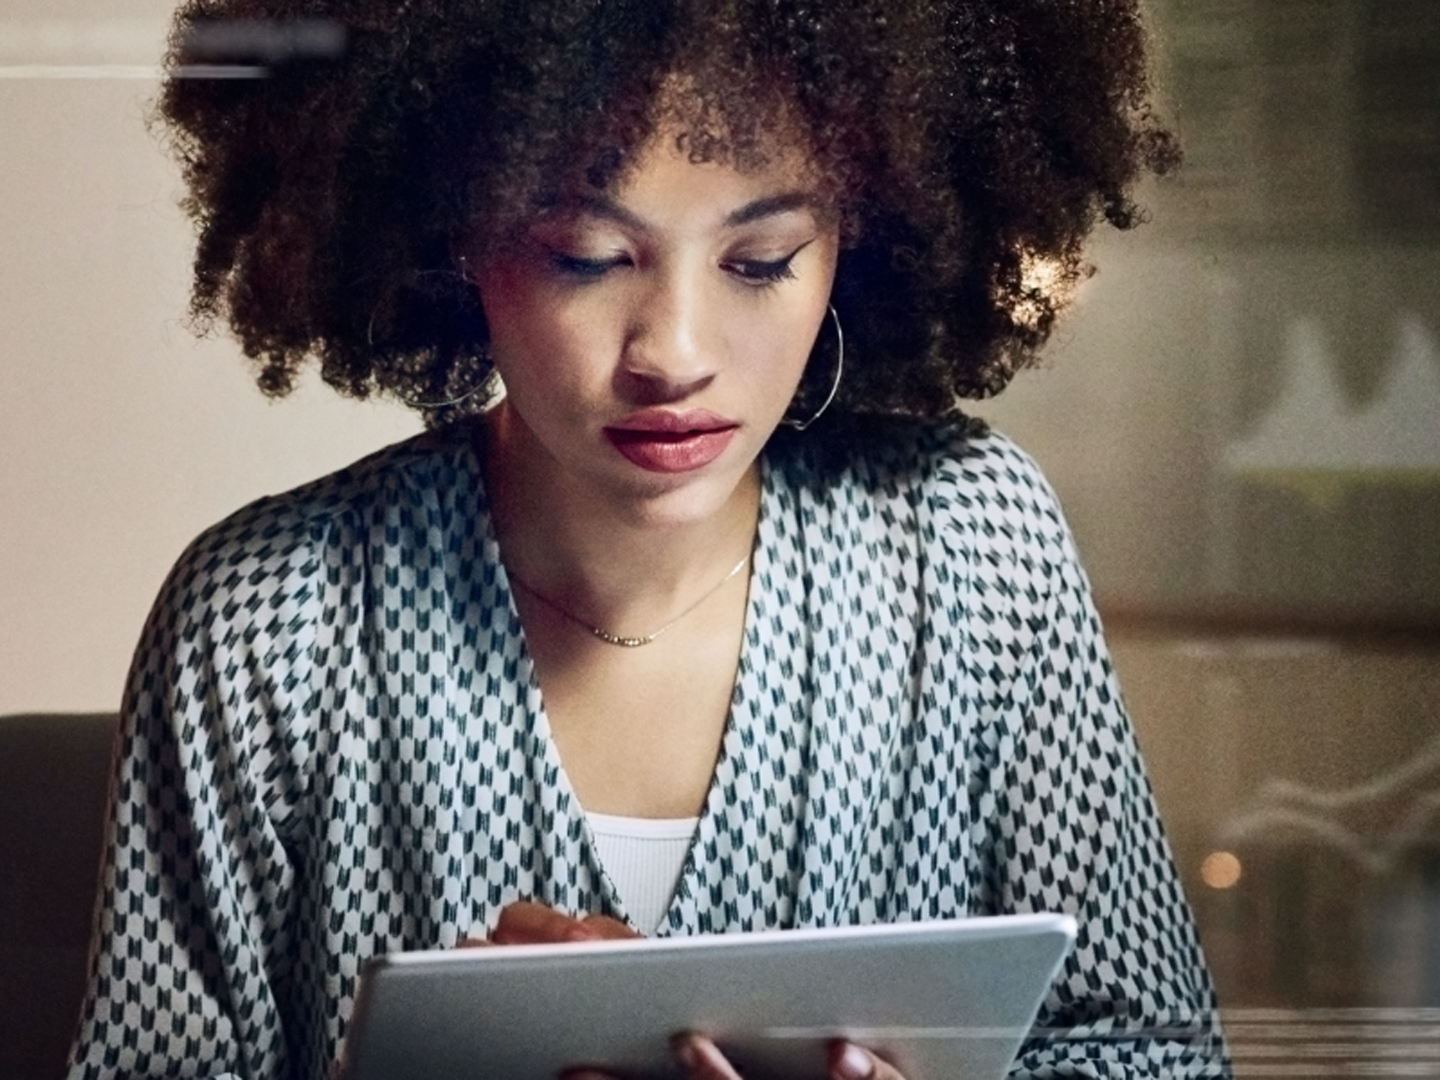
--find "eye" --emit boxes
[723,240,812,288]
[548,251,628,280]
[727,257,798,286]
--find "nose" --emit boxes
[617,269,715,401]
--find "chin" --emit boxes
[599,459,758,530]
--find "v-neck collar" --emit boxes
[461,436,776,932]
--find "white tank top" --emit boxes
[586,812,699,934]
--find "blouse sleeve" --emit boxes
[978,495,1230,1078]
[66,499,322,1080]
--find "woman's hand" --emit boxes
[672,1034,905,1080]
[458,900,640,946]
[563,1033,907,1080]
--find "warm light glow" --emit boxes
[1019,252,1065,295]
[1010,252,1078,332]
[1200,851,1243,889]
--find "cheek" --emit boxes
[478,267,586,383]
[476,275,630,430]
[722,312,817,424]
[753,285,836,392]
[772,316,822,379]
[475,263,547,356]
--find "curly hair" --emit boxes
[160,0,1176,433]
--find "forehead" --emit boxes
[536,139,831,242]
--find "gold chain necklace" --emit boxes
[506,554,751,648]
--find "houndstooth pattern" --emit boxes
[67,422,1229,1080]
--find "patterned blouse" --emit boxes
[67,421,1228,1080]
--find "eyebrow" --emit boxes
[553,189,821,232]
[724,191,820,227]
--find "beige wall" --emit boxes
[0,4,421,714]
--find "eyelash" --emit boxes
[724,254,800,287]
[549,253,623,280]
[545,243,808,287]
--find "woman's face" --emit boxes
[466,128,839,528]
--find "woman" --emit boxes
[68,0,1227,1078]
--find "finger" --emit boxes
[578,913,642,940]
[670,1033,744,1080]
[828,1041,907,1080]
[490,901,597,945]
[558,1069,621,1080]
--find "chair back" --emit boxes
[0,713,117,1080]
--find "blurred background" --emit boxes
[982,0,1440,1073]
[1,0,1437,1076]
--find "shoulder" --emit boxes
[227,423,477,536]
[147,424,481,655]
[910,421,1067,533]
[770,418,1072,563]
[761,420,1097,724]
[125,425,484,778]
[179,424,478,571]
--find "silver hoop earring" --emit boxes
[782,304,844,431]
[403,379,491,410]
[392,262,493,410]
[401,352,495,411]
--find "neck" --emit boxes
[478,404,761,625]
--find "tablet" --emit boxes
[339,913,1076,1080]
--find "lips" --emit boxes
[604,410,738,473]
